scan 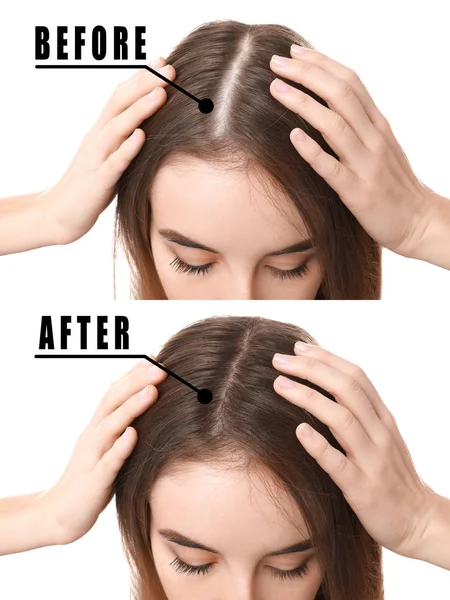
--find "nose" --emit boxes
[217,274,256,300]
[223,575,258,600]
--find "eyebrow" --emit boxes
[158,229,313,256]
[158,529,313,556]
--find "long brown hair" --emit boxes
[114,316,383,600]
[115,20,381,300]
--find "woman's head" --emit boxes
[114,316,383,600]
[115,20,381,300]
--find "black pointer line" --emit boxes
[34,64,214,114]
[34,353,213,404]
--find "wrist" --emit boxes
[409,492,450,568]
[33,189,68,247]
[406,188,450,268]
[31,490,68,547]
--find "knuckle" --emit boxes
[370,132,387,157]
[376,114,392,136]
[377,429,393,452]
[330,113,348,134]
[301,355,318,371]
[346,68,363,87]
[342,373,362,395]
[295,89,309,106]
[330,159,343,179]
[316,437,330,461]
[347,363,368,383]
[337,408,356,430]
[337,81,355,100]
[382,410,398,432]
[107,92,121,116]
[334,452,348,475]
[297,58,313,74]
[302,384,318,402]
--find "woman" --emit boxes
[1,316,449,600]
[1,21,449,298]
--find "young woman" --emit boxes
[1,316,449,600]
[1,21,449,298]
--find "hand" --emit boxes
[272,342,437,560]
[40,57,175,245]
[35,359,167,545]
[269,46,435,260]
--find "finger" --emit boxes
[94,426,138,489]
[95,59,175,130]
[273,352,385,443]
[97,86,167,161]
[92,384,158,458]
[90,360,167,428]
[97,128,146,189]
[288,46,386,132]
[270,55,375,154]
[273,373,372,457]
[115,56,166,90]
[296,422,361,492]
[293,342,394,426]
[269,77,367,167]
[289,46,404,162]
[107,353,157,389]
[288,127,357,198]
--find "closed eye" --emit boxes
[266,262,310,280]
[169,556,310,580]
[169,257,213,276]
[169,257,311,279]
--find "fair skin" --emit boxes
[1,48,449,279]
[149,463,322,599]
[0,347,449,579]
[150,159,322,299]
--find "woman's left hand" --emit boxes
[269,47,437,260]
[272,342,437,560]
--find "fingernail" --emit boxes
[297,423,313,437]
[148,365,160,375]
[291,44,308,56]
[276,375,295,389]
[138,385,149,398]
[147,88,159,101]
[273,353,293,363]
[295,341,312,352]
[271,54,289,67]
[292,128,306,142]
[274,78,291,93]
[159,64,173,75]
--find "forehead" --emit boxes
[150,156,308,255]
[150,462,309,555]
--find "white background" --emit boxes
[0,300,449,598]
[0,0,449,299]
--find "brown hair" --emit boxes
[115,20,381,300]
[114,316,383,600]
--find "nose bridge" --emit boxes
[227,569,257,600]
[221,268,255,300]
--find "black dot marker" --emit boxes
[198,98,214,114]
[197,388,213,404]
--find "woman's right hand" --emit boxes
[39,57,175,246]
[35,360,167,546]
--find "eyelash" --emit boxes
[169,257,310,280]
[169,556,310,580]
